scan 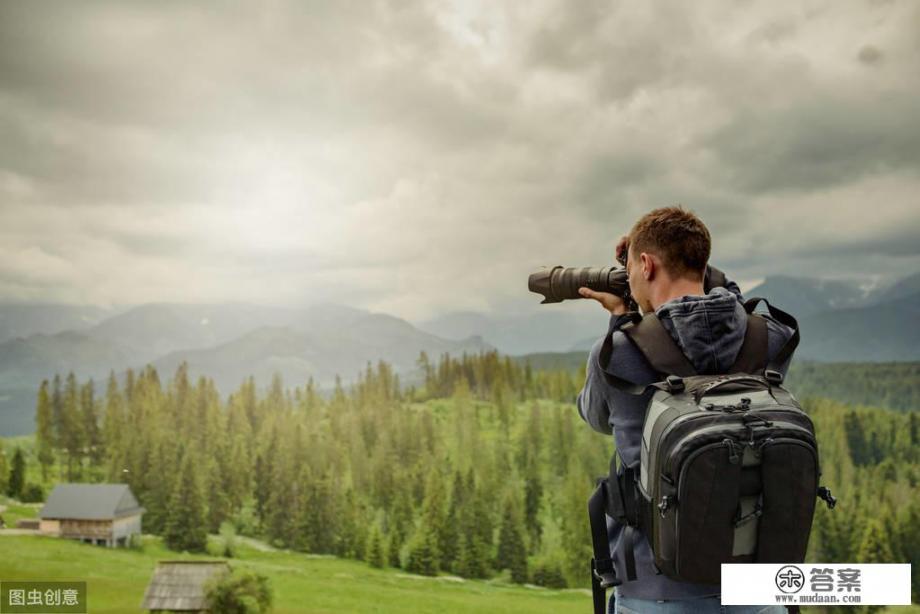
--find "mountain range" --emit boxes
[0,270,916,436]
[0,302,490,436]
[419,271,920,360]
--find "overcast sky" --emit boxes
[1,0,918,321]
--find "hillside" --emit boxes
[743,275,874,318]
[510,352,920,413]
[0,303,122,344]
[795,292,920,362]
[151,317,490,395]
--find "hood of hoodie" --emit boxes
[654,286,747,374]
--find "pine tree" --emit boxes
[35,380,55,481]
[455,531,490,579]
[163,447,209,552]
[296,470,339,554]
[51,374,63,450]
[7,448,25,499]
[366,523,385,568]
[81,379,102,468]
[416,467,450,571]
[496,494,528,583]
[0,440,8,495]
[102,372,126,482]
[856,518,894,563]
[336,488,368,560]
[387,530,402,568]
[60,372,84,481]
[417,351,434,398]
[522,465,543,548]
[405,523,439,576]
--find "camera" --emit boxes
[528,264,727,310]
[528,265,635,308]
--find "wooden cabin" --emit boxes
[141,561,230,613]
[38,483,145,547]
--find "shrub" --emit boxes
[207,522,239,558]
[530,557,567,589]
[231,497,262,538]
[127,534,145,551]
[205,569,273,614]
[20,483,45,503]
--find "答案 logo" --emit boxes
[775,565,805,594]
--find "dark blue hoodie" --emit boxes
[576,278,796,601]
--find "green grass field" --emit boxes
[0,534,591,613]
[0,498,39,528]
[1,534,917,613]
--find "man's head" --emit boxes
[625,205,711,313]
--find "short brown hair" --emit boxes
[628,205,711,281]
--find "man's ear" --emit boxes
[640,252,655,281]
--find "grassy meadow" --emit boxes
[0,534,591,614]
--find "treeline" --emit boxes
[6,351,919,601]
[785,361,920,412]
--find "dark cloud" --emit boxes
[702,95,920,194]
[858,45,884,65]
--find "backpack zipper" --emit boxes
[663,420,815,481]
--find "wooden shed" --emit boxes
[38,483,145,547]
[141,561,230,613]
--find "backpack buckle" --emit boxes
[817,486,837,510]
[592,557,621,588]
[657,495,673,518]
[665,375,685,393]
[764,369,783,385]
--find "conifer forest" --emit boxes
[3,352,918,603]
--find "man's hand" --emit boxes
[578,233,632,315]
[578,287,628,315]
[615,234,629,265]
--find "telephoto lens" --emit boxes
[528,266,632,305]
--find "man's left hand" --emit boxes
[578,287,628,315]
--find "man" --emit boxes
[577,206,794,614]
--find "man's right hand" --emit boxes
[615,234,629,265]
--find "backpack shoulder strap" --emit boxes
[741,297,800,377]
[620,313,697,378]
[728,313,769,374]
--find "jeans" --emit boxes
[610,588,789,614]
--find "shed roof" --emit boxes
[39,483,145,520]
[141,561,231,611]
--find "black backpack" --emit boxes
[587,297,838,614]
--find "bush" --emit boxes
[127,534,145,551]
[205,568,272,614]
[207,522,239,558]
[19,483,44,503]
[530,557,567,589]
[231,498,262,538]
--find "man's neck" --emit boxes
[649,278,706,312]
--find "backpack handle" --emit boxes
[691,374,774,404]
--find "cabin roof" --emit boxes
[141,561,231,611]
[39,483,145,520]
